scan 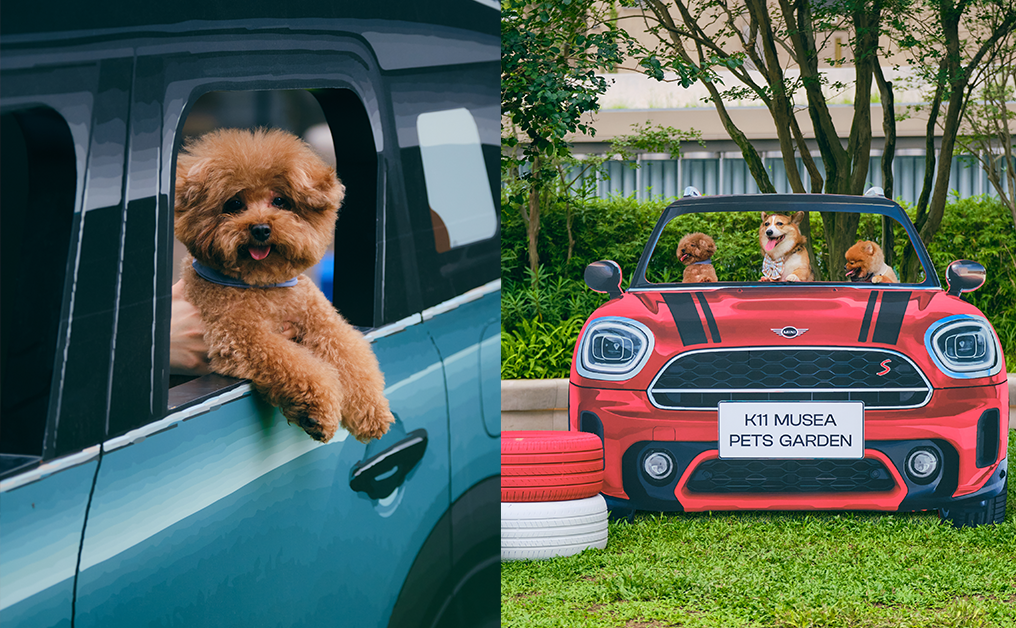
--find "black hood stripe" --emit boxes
[872,291,911,345]
[696,292,721,343]
[663,292,707,346]
[858,291,879,342]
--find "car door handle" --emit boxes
[349,429,428,499]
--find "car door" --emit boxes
[71,39,454,628]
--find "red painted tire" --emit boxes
[502,459,603,477]
[501,431,604,502]
[502,470,604,488]
[501,431,602,455]
[502,449,603,466]
[501,483,603,502]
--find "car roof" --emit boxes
[1,0,494,39]
[663,193,905,218]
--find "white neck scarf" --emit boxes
[762,255,783,280]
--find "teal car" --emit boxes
[0,1,500,626]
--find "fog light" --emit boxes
[643,451,675,482]
[905,447,940,484]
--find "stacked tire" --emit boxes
[501,430,609,561]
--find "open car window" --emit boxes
[636,198,934,287]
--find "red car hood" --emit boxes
[571,286,1006,391]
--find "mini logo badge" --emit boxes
[877,359,892,376]
[772,326,808,339]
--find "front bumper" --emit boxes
[570,381,1009,513]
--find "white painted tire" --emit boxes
[501,495,608,561]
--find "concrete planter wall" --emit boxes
[502,375,1016,432]
[500,378,569,431]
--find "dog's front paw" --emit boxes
[343,393,395,444]
[872,275,885,284]
[282,392,343,443]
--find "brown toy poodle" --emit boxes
[174,128,393,443]
[677,232,718,282]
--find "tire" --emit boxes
[501,431,602,455]
[502,449,602,466]
[501,495,609,561]
[938,478,1007,528]
[502,458,603,477]
[501,482,602,502]
[501,470,604,488]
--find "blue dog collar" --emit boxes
[690,260,713,265]
[192,259,298,288]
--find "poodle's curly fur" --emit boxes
[175,128,392,443]
[677,232,718,283]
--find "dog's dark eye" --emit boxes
[223,197,244,214]
[272,196,292,210]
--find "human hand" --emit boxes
[170,280,211,376]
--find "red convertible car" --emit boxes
[571,192,1008,527]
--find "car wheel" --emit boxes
[501,495,609,561]
[938,478,1007,528]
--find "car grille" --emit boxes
[686,458,896,493]
[648,347,931,410]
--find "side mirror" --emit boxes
[945,260,986,296]
[585,260,624,300]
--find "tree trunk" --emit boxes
[874,64,897,267]
[701,79,778,194]
[525,157,542,281]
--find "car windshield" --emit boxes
[634,198,935,288]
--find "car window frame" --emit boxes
[628,195,940,291]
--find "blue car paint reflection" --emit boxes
[0,453,99,628]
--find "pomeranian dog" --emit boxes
[844,240,898,283]
[759,211,813,282]
[677,232,718,282]
[174,128,393,443]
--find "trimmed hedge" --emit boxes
[502,193,1016,377]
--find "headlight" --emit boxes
[924,315,1002,379]
[576,317,655,381]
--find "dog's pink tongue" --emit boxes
[764,238,778,252]
[249,245,271,261]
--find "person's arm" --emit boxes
[170,280,212,376]
[170,280,298,376]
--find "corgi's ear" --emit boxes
[761,212,768,222]
[791,211,805,225]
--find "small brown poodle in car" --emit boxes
[174,128,393,443]
[677,232,718,283]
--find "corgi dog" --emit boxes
[844,240,898,283]
[759,211,813,282]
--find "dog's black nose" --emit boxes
[251,223,272,242]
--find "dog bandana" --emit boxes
[761,255,783,280]
[192,259,299,288]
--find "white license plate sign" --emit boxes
[718,401,864,459]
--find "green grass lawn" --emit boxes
[502,431,1016,628]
